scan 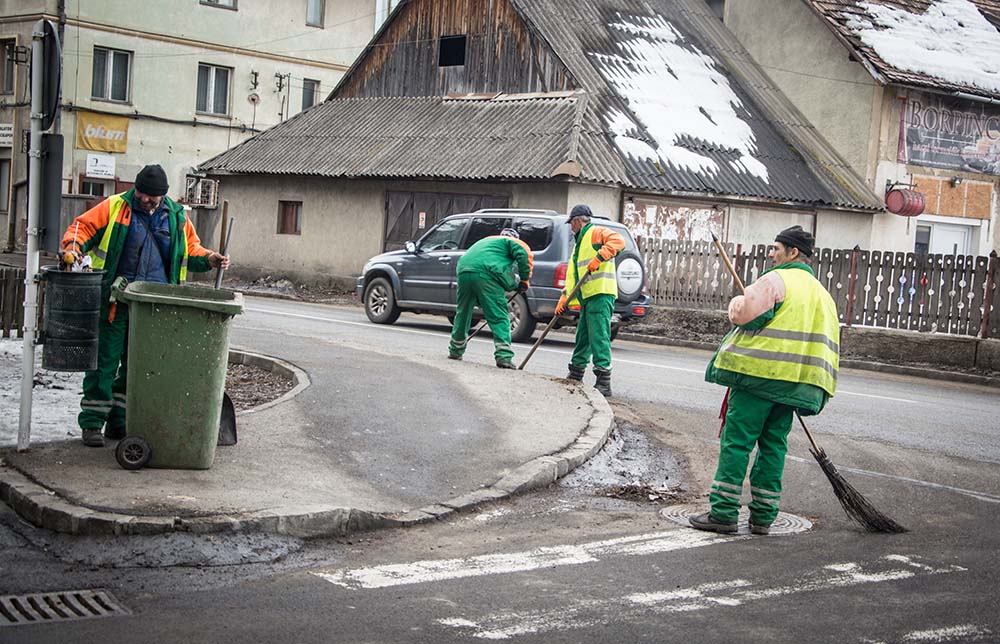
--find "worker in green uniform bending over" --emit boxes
[555,204,624,397]
[690,226,839,535]
[448,228,533,368]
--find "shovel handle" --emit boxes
[465,291,519,343]
[215,216,235,289]
[517,273,591,370]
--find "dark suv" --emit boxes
[355,209,650,342]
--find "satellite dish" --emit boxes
[247,93,261,105]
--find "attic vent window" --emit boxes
[439,35,467,67]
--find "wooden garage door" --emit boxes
[383,190,508,251]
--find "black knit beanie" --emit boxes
[135,164,169,197]
[774,225,814,257]
[567,204,593,223]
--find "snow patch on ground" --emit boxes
[848,0,1000,95]
[593,13,768,182]
[0,338,83,446]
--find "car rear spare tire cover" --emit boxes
[615,250,644,303]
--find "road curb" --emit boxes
[0,365,614,539]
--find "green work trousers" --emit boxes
[78,304,130,432]
[570,293,615,372]
[709,388,794,525]
[449,271,513,362]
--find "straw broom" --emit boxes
[711,233,906,534]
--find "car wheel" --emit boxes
[364,276,401,324]
[615,250,644,304]
[509,293,537,343]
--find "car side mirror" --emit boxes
[404,240,417,254]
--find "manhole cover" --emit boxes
[0,589,129,627]
[660,504,812,536]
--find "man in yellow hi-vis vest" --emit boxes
[690,226,840,536]
[555,204,624,397]
[60,164,229,447]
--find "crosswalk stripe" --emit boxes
[312,528,736,590]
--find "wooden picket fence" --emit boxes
[641,239,1000,339]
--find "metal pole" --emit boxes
[18,20,47,451]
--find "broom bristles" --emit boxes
[811,448,908,534]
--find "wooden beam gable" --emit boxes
[332,0,575,98]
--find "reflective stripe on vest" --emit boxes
[89,194,128,270]
[713,268,840,396]
[179,251,188,282]
[565,226,617,304]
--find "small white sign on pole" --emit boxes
[0,123,13,147]
[85,152,115,179]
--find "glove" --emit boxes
[555,294,568,315]
[517,280,529,294]
[587,256,603,273]
[61,246,81,268]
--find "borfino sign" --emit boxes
[898,95,1000,175]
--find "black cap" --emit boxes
[774,225,814,258]
[567,204,592,224]
[135,164,169,197]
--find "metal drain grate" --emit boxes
[0,589,130,626]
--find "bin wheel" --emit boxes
[116,436,151,470]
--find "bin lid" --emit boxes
[119,282,244,316]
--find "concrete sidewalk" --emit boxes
[0,330,614,538]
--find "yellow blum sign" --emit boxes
[75,111,129,153]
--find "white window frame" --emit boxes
[302,78,320,111]
[307,0,325,27]
[197,63,232,116]
[92,46,132,103]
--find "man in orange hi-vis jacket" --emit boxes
[555,204,624,397]
[60,164,229,447]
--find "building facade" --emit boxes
[722,0,1000,256]
[0,0,376,248]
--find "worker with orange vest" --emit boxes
[555,204,624,397]
[60,164,229,447]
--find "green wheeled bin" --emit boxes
[114,282,244,469]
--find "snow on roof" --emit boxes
[846,0,1000,95]
[591,13,769,183]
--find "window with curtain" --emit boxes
[307,0,325,26]
[278,201,302,235]
[196,63,231,115]
[1,41,14,95]
[92,47,131,102]
[302,79,319,111]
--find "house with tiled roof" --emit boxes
[723,0,1000,256]
[198,0,885,285]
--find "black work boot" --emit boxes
[689,512,737,534]
[594,368,612,397]
[496,359,515,369]
[749,518,771,536]
[566,363,585,381]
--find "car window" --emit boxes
[462,216,511,249]
[513,217,552,251]
[420,218,467,251]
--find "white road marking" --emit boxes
[902,624,992,642]
[436,554,965,640]
[312,528,738,590]
[786,455,1000,504]
[243,306,919,400]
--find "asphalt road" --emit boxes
[3,297,998,643]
